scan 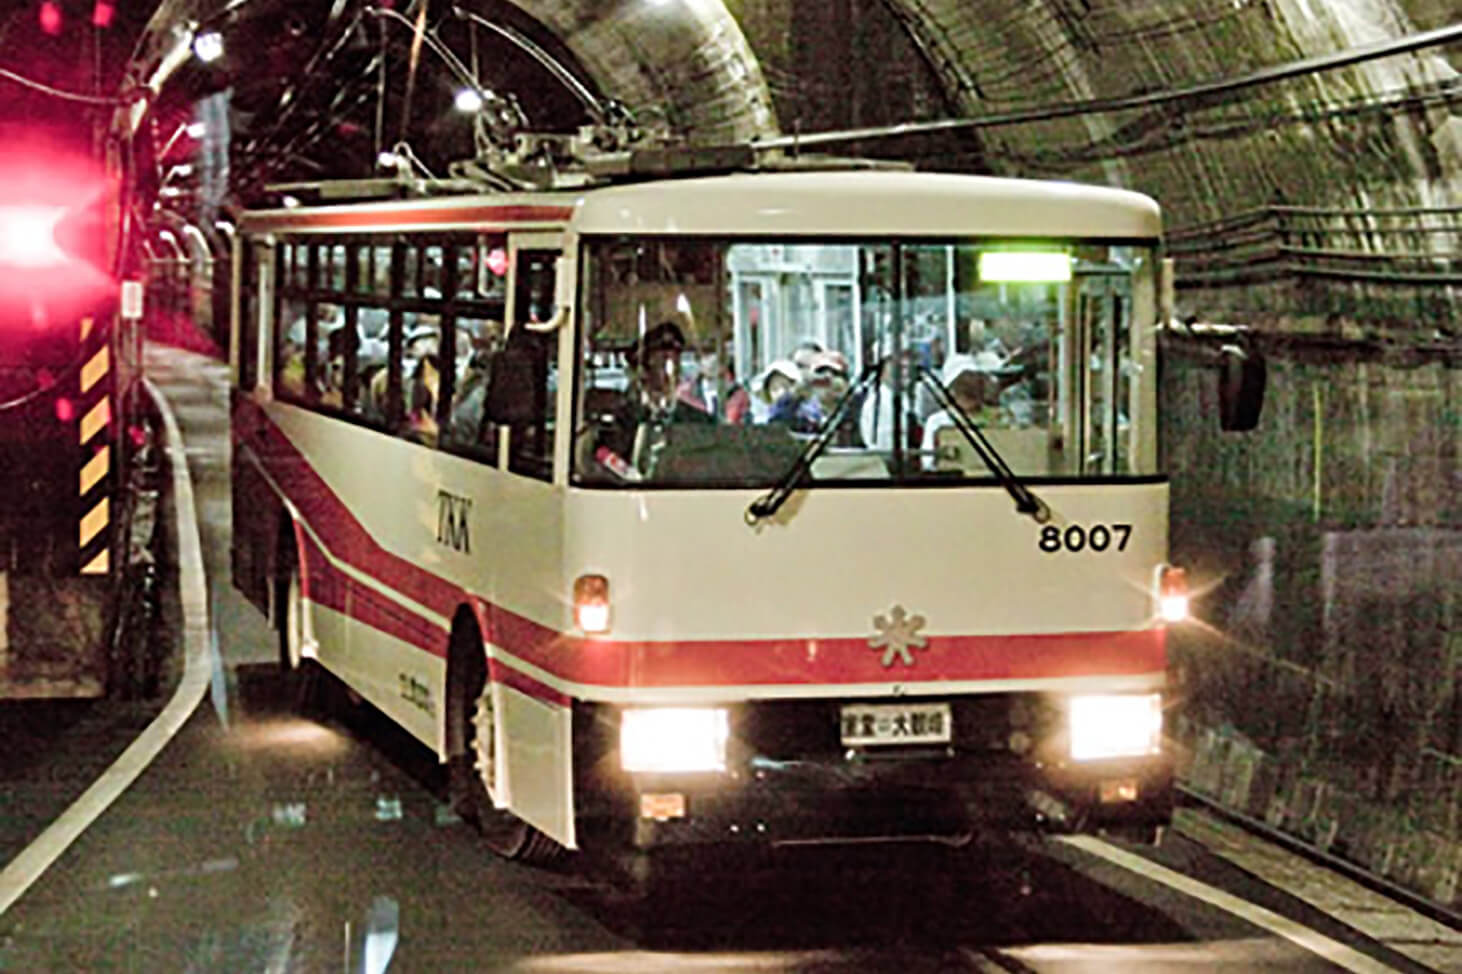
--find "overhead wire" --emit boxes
[0,64,138,105]
[751,21,1462,152]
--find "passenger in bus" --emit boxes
[859,346,922,452]
[403,354,441,446]
[766,350,858,443]
[446,320,505,450]
[278,315,308,398]
[791,340,823,375]
[319,321,351,408]
[677,353,750,424]
[921,354,998,469]
[751,359,800,424]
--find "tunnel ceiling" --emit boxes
[123,0,1460,327]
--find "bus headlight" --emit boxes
[1069,694,1162,761]
[620,708,728,773]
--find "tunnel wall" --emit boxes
[1161,341,1462,906]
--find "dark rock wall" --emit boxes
[1162,341,1462,904]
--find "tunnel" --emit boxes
[2,0,1459,932]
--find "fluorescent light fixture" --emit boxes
[979,250,1072,283]
[620,708,728,773]
[1069,694,1162,761]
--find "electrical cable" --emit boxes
[0,65,137,105]
[751,21,1462,152]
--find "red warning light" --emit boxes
[0,206,68,268]
[54,397,75,423]
[91,1,114,27]
[484,247,509,277]
[38,1,61,34]
[0,144,117,314]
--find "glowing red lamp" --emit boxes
[0,206,68,268]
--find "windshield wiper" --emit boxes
[917,366,1050,524]
[745,358,884,524]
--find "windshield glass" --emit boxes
[572,237,1156,488]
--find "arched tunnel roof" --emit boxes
[119,0,1459,332]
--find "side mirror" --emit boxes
[484,329,546,425]
[1217,343,1265,432]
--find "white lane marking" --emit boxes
[0,377,213,916]
[1057,835,1403,973]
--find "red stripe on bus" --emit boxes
[495,620,1164,688]
[241,402,460,620]
[240,400,1166,692]
[491,659,572,707]
[244,204,574,232]
[350,586,450,657]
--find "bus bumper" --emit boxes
[572,697,1172,854]
[586,751,1172,853]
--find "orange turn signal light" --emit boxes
[574,573,610,634]
[640,793,686,821]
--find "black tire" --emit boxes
[278,564,307,676]
[447,618,562,863]
[275,544,324,713]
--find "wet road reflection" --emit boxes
[2,654,1366,972]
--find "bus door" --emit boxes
[502,234,562,481]
[1072,266,1132,475]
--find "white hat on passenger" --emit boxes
[941,354,981,385]
[756,359,801,401]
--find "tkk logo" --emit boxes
[436,490,471,553]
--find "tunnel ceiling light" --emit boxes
[185,121,207,138]
[453,88,483,113]
[192,30,224,63]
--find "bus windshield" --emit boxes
[573,237,1157,488]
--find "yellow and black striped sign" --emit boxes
[77,316,111,576]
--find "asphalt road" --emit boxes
[0,344,1439,972]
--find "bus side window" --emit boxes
[441,315,504,463]
[277,295,307,400]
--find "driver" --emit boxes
[592,320,711,478]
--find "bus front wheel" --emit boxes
[448,621,560,862]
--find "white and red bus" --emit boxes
[229,159,1190,866]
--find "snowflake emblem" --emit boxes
[869,605,928,667]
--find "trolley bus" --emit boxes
[230,158,1190,865]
